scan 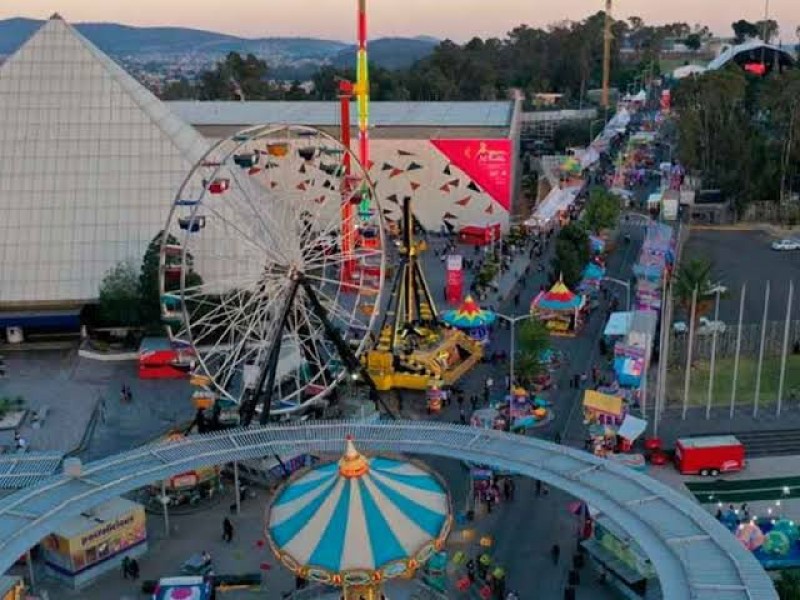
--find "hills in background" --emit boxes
[0,17,438,73]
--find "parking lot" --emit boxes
[681,229,800,325]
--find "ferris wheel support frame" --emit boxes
[239,272,395,427]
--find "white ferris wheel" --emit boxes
[158,125,386,424]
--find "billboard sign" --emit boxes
[431,139,512,211]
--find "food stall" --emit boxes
[582,515,657,599]
[41,497,147,589]
[531,279,586,336]
[583,390,625,427]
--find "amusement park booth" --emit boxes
[138,337,193,380]
[458,223,502,246]
[582,515,657,599]
[41,497,147,589]
[583,390,626,427]
[531,279,586,336]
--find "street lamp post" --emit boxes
[496,312,534,395]
[602,277,631,312]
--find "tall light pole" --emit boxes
[496,312,534,395]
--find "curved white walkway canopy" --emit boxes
[0,421,775,599]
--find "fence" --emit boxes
[740,201,800,224]
[664,311,800,414]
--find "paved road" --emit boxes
[682,229,800,324]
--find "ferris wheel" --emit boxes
[158,124,386,423]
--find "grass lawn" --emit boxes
[666,355,800,407]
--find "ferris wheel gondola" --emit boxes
[159,125,386,422]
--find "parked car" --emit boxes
[771,239,800,251]
[673,317,727,335]
[702,283,728,296]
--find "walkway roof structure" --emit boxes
[0,421,775,599]
[167,101,514,129]
[0,14,209,307]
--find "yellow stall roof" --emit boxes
[583,390,623,416]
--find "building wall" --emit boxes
[365,138,512,231]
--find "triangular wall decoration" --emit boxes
[382,162,394,171]
[439,184,451,193]
[443,165,452,175]
[299,164,306,174]
[390,168,404,178]
[449,179,460,187]
[248,167,262,176]
[468,181,481,193]
[442,212,458,220]
[398,149,415,156]
[410,182,421,191]
[485,203,494,215]
[385,193,399,204]
[455,196,471,207]
[407,162,423,171]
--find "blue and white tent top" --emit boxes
[266,438,451,584]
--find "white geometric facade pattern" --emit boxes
[0,15,209,305]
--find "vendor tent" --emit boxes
[583,390,623,417]
[526,186,581,227]
[618,415,648,442]
[603,311,633,338]
[533,279,584,312]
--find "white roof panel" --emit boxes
[0,15,210,305]
[677,435,742,448]
[167,100,513,129]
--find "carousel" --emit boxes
[441,296,496,345]
[266,437,453,599]
[531,278,586,336]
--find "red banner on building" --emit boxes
[446,255,464,304]
[431,139,512,211]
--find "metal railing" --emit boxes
[0,421,775,600]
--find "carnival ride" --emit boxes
[365,196,483,391]
[159,124,386,424]
[266,436,452,599]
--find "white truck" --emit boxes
[673,317,727,335]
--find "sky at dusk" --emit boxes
[2,0,799,42]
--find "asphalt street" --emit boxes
[682,229,800,325]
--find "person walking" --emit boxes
[550,544,561,565]
[535,479,542,497]
[129,558,140,580]
[223,517,234,543]
[121,556,131,579]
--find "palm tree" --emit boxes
[673,257,714,323]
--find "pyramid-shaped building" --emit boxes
[0,14,209,313]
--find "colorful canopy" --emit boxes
[532,280,584,312]
[442,295,496,329]
[582,262,605,281]
[267,438,451,585]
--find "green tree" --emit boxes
[754,19,779,43]
[684,34,702,51]
[776,570,800,600]
[673,257,715,322]
[516,317,551,381]
[583,187,621,232]
[551,223,590,288]
[139,232,203,330]
[731,20,760,44]
[98,259,141,326]
[760,71,800,204]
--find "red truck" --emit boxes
[674,435,745,476]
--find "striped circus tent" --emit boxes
[266,437,452,587]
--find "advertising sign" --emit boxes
[431,139,512,211]
[446,255,463,304]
